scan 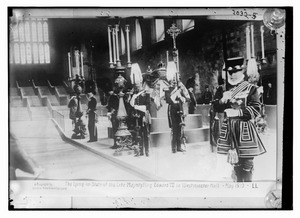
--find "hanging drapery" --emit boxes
[166,61,177,82]
[130,63,143,85]
[135,19,142,50]
[120,27,126,56]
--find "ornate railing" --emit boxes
[52,109,65,132]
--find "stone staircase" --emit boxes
[10,88,19,96]
[27,96,43,107]
[22,87,36,96]
[38,86,60,106]
[10,107,31,121]
[9,96,23,107]
[56,86,68,95]
[30,107,51,120]
[148,101,210,147]
[107,100,210,147]
[38,86,52,95]
[150,113,209,147]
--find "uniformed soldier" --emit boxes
[165,78,190,153]
[106,88,119,148]
[130,83,151,156]
[86,92,98,142]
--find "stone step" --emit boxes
[56,86,68,95]
[47,95,60,106]
[38,86,52,96]
[27,96,42,107]
[150,114,203,132]
[195,104,211,126]
[96,105,108,116]
[150,127,209,147]
[9,96,23,107]
[10,88,19,96]
[22,87,36,96]
[30,107,51,119]
[10,107,31,121]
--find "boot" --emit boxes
[242,169,253,182]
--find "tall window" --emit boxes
[10,18,50,64]
[176,19,195,33]
[135,19,142,50]
[14,44,20,64]
[182,19,194,32]
[151,19,165,43]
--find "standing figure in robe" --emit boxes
[214,57,266,182]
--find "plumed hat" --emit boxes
[185,77,195,89]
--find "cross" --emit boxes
[167,23,181,49]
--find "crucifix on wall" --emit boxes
[167,23,181,72]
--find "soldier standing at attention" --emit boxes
[130,83,151,156]
[86,92,98,142]
[165,78,190,153]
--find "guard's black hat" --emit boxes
[185,77,195,89]
[218,76,225,85]
[225,57,245,72]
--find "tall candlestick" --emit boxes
[112,28,116,65]
[80,52,84,77]
[125,25,131,68]
[250,24,255,58]
[108,25,114,68]
[68,52,71,78]
[176,50,179,72]
[115,24,121,67]
[246,25,251,60]
[75,50,80,76]
[166,50,169,63]
[260,25,266,63]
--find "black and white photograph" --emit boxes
[7,6,292,209]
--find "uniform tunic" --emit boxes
[107,93,119,137]
[215,81,266,158]
[133,92,151,155]
[87,96,98,142]
[165,83,190,152]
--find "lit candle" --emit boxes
[166,50,169,63]
[260,25,266,61]
[246,25,251,60]
[125,25,131,67]
[250,24,255,58]
[176,50,179,72]
[68,52,71,78]
[80,52,84,77]
[75,50,80,76]
[108,25,113,67]
[112,28,116,65]
[115,24,120,66]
